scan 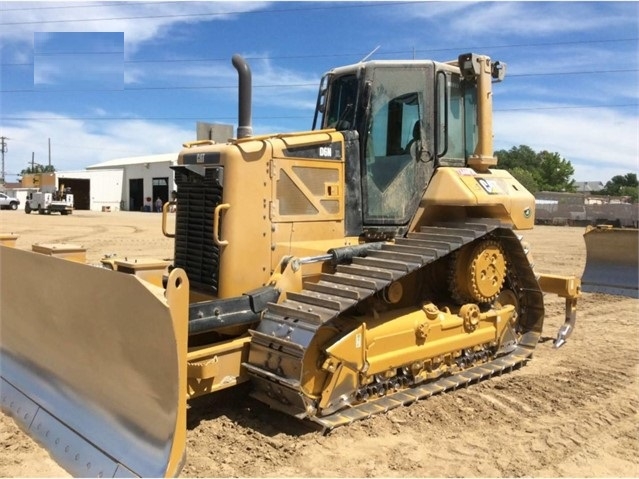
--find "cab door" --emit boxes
[361,64,435,231]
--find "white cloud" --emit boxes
[249,56,319,110]
[426,2,635,37]
[1,1,635,187]
[122,53,319,110]
[0,2,271,56]
[394,1,478,20]
[1,112,194,177]
[494,107,639,182]
[3,103,636,186]
[33,59,63,85]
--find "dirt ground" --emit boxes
[0,210,637,478]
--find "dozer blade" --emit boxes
[0,246,189,477]
[581,226,639,298]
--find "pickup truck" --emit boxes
[0,192,20,210]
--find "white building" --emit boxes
[87,153,178,212]
[5,124,232,212]
[57,169,124,212]
[4,169,132,212]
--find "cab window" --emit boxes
[436,71,478,165]
[324,74,358,131]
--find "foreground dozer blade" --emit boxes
[581,226,639,298]
[0,246,189,477]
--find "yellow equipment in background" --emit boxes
[1,53,580,477]
[581,225,639,298]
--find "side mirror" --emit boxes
[492,61,507,82]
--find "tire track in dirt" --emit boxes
[54,224,109,244]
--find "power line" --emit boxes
[1,51,375,66]
[1,68,636,94]
[2,38,637,67]
[3,104,637,122]
[0,83,316,93]
[0,1,184,12]
[0,1,424,26]
[413,37,639,54]
[0,115,308,121]
[6,137,157,154]
[510,69,638,77]
[495,104,639,112]
[32,51,124,56]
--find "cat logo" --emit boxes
[477,177,502,195]
[196,153,206,163]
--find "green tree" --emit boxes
[598,173,638,202]
[20,164,55,176]
[494,145,576,192]
[495,145,537,171]
[535,150,576,192]
[510,167,539,193]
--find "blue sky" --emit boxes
[0,1,637,183]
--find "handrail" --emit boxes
[162,201,176,238]
[213,203,231,247]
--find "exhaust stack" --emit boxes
[232,54,253,139]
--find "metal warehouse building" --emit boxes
[82,124,232,211]
[87,153,178,212]
[3,124,235,212]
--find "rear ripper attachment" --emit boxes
[244,220,546,428]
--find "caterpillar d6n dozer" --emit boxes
[1,53,581,477]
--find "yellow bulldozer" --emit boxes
[1,53,581,477]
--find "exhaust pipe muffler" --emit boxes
[232,54,253,139]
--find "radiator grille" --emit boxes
[174,167,223,294]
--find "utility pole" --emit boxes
[0,136,8,185]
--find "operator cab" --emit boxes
[313,56,484,238]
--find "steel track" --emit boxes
[244,220,544,429]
